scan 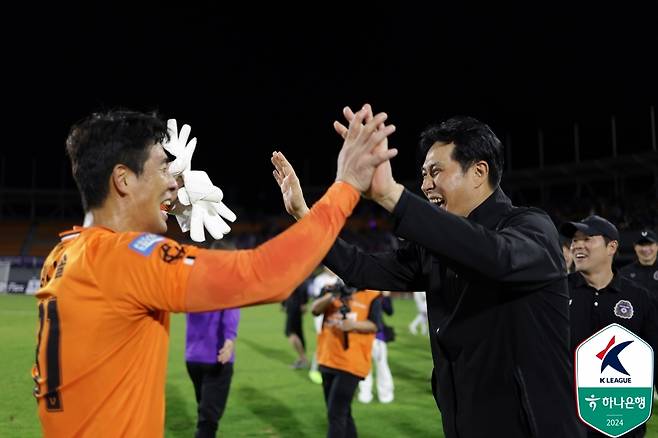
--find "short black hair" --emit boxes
[66,109,169,210]
[418,116,504,187]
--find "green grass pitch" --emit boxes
[1,294,656,437]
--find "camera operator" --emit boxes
[312,281,382,438]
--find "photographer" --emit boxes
[312,282,382,438]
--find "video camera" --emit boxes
[321,279,356,350]
[321,280,357,299]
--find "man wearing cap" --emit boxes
[620,230,658,296]
[561,216,658,438]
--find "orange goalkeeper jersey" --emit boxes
[33,181,358,437]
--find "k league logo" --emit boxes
[575,324,654,437]
[597,336,632,378]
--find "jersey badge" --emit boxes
[129,233,165,256]
[614,300,634,319]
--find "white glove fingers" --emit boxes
[167,119,178,140]
[185,137,197,168]
[178,124,191,147]
[164,119,179,153]
[204,212,231,238]
[214,202,237,222]
[190,205,206,242]
[177,187,191,205]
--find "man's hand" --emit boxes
[339,319,357,332]
[271,151,310,220]
[217,339,234,364]
[163,119,197,176]
[334,105,404,212]
[334,104,398,194]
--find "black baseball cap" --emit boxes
[560,215,620,241]
[635,229,658,245]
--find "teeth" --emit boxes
[161,200,173,213]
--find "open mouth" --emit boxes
[160,200,173,219]
[428,196,446,209]
[574,253,588,261]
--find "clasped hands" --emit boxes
[272,103,404,220]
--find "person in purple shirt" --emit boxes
[186,307,240,438]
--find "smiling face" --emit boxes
[571,231,617,273]
[634,242,658,266]
[126,143,178,234]
[421,142,478,217]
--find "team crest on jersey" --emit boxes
[160,243,186,263]
[614,300,634,319]
[653,271,658,281]
[129,233,165,256]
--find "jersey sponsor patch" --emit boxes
[129,233,165,256]
[614,300,634,319]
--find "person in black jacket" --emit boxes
[619,229,658,296]
[561,215,658,438]
[271,105,583,438]
[283,278,311,369]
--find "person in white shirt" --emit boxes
[409,291,428,335]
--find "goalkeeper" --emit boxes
[32,107,397,437]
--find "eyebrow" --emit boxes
[422,161,441,170]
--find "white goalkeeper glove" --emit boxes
[163,119,237,242]
[163,119,197,176]
[175,170,237,242]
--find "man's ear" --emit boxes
[111,164,132,196]
[472,160,489,188]
[607,240,619,257]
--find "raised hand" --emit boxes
[334,104,398,194]
[334,104,404,212]
[271,151,310,220]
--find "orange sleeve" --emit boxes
[185,181,359,312]
[93,233,199,315]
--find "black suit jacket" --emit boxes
[325,188,585,438]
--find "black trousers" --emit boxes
[186,361,234,438]
[321,369,361,438]
[285,308,305,349]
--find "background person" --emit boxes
[186,307,240,437]
[312,282,381,438]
